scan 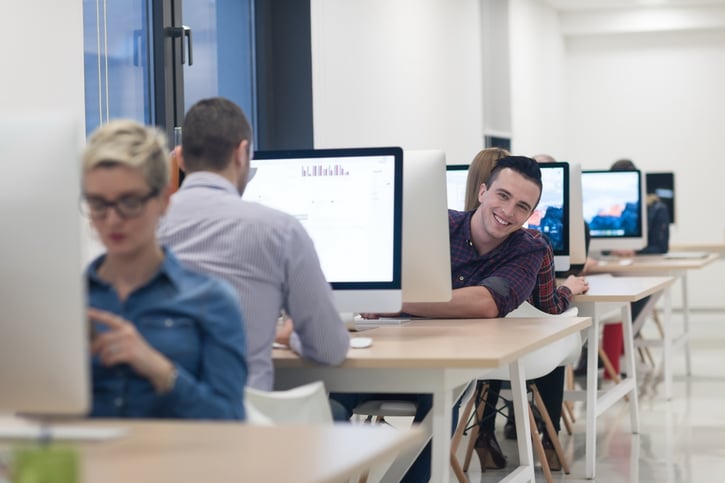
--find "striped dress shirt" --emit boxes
[158,172,349,390]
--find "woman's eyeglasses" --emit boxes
[81,189,159,220]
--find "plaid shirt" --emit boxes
[449,210,547,317]
[526,229,574,314]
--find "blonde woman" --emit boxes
[83,120,247,419]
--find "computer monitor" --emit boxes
[246,147,403,313]
[567,162,587,267]
[646,172,675,224]
[525,162,570,272]
[0,114,90,416]
[445,164,469,211]
[582,169,648,252]
[402,150,452,303]
[446,162,573,271]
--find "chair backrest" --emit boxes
[244,381,333,425]
[486,302,583,380]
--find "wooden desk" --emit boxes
[274,316,592,483]
[587,254,717,389]
[588,253,717,275]
[669,242,725,257]
[570,275,675,479]
[0,419,423,483]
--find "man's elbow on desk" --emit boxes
[402,287,499,319]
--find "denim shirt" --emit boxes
[86,248,247,420]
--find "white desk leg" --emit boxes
[665,404,675,483]
[620,305,640,433]
[585,315,599,480]
[681,273,692,376]
[509,359,535,482]
[630,434,641,483]
[431,385,452,483]
[663,283,674,400]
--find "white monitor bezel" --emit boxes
[567,162,587,266]
[0,114,90,415]
[446,162,573,272]
[250,147,404,313]
[444,164,469,212]
[403,150,452,303]
[532,162,571,272]
[583,169,648,252]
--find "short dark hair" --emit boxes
[181,97,253,172]
[611,159,637,171]
[485,155,543,197]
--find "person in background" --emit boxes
[83,119,247,420]
[334,156,549,481]
[157,97,350,393]
[464,147,510,211]
[599,158,671,379]
[461,150,588,471]
[610,158,670,256]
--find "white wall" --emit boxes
[1,1,100,264]
[511,0,725,308]
[509,0,567,158]
[563,29,725,309]
[310,0,724,308]
[563,30,725,243]
[310,0,484,165]
[2,2,85,121]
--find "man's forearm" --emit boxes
[402,286,499,319]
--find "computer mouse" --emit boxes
[350,337,373,349]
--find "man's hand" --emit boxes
[275,317,294,346]
[561,275,589,295]
[358,312,402,320]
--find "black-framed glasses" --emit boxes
[81,189,159,220]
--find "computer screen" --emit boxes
[582,169,648,252]
[525,162,570,272]
[446,162,572,271]
[402,150,452,303]
[0,114,90,415]
[247,147,403,313]
[445,164,469,211]
[646,172,675,224]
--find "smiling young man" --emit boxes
[402,155,547,319]
[333,155,548,482]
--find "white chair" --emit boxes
[244,382,396,483]
[455,302,582,483]
[244,380,334,425]
[352,400,418,424]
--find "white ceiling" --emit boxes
[545,0,725,11]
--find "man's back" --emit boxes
[158,172,349,390]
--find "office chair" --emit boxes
[454,302,583,483]
[244,381,334,425]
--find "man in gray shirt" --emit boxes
[158,97,349,390]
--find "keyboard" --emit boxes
[346,315,413,331]
[663,251,709,260]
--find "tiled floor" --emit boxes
[450,309,725,482]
